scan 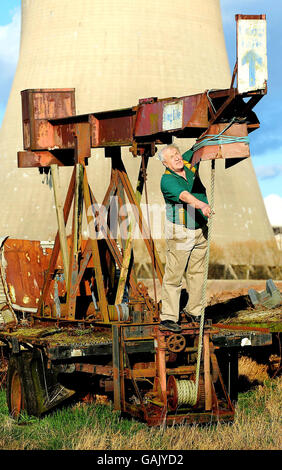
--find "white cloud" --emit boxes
[255,164,282,180]
[0,7,21,126]
[0,7,21,75]
[264,194,282,227]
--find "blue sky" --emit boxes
[0,0,281,224]
[220,0,282,211]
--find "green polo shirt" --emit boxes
[160,149,208,229]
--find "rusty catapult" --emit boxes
[0,15,274,426]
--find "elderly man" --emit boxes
[158,144,212,332]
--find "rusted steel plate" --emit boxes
[18,87,264,165]
[1,239,57,310]
[134,93,208,137]
[191,123,250,165]
[17,150,75,167]
[0,238,94,310]
[21,88,76,150]
[89,110,136,148]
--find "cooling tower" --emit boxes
[0,0,275,271]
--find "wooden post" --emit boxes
[37,168,75,317]
[156,329,167,406]
[50,164,69,286]
[117,162,164,283]
[115,223,134,304]
[114,153,145,305]
[114,150,163,305]
[66,163,84,319]
[83,169,110,323]
[112,325,121,410]
[204,333,212,411]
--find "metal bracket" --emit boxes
[248,279,282,309]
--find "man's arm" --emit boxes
[179,190,212,218]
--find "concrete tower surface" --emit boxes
[0,0,275,269]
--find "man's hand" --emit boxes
[199,202,213,218]
[179,191,214,218]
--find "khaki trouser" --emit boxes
[161,221,208,322]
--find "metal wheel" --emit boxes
[166,334,186,353]
[7,350,75,419]
[6,355,25,418]
[167,375,178,410]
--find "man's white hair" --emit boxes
[157,144,181,163]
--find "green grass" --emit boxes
[0,390,145,450]
[0,377,281,450]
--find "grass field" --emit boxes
[0,357,281,451]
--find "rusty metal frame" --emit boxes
[4,77,269,425]
[110,323,235,426]
[15,83,267,325]
[18,83,265,165]
[32,137,162,324]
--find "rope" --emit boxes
[173,162,215,408]
[193,134,249,152]
[171,118,245,407]
[191,118,245,403]
[191,117,249,154]
[176,379,196,406]
[189,119,235,405]
[193,159,216,405]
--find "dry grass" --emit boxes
[71,378,282,451]
[135,238,282,268]
[238,356,269,383]
[73,356,282,451]
[0,356,281,451]
[225,239,282,266]
[209,242,225,264]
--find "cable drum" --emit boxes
[167,376,197,410]
[108,303,129,321]
[177,379,197,406]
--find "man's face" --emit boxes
[163,147,184,172]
